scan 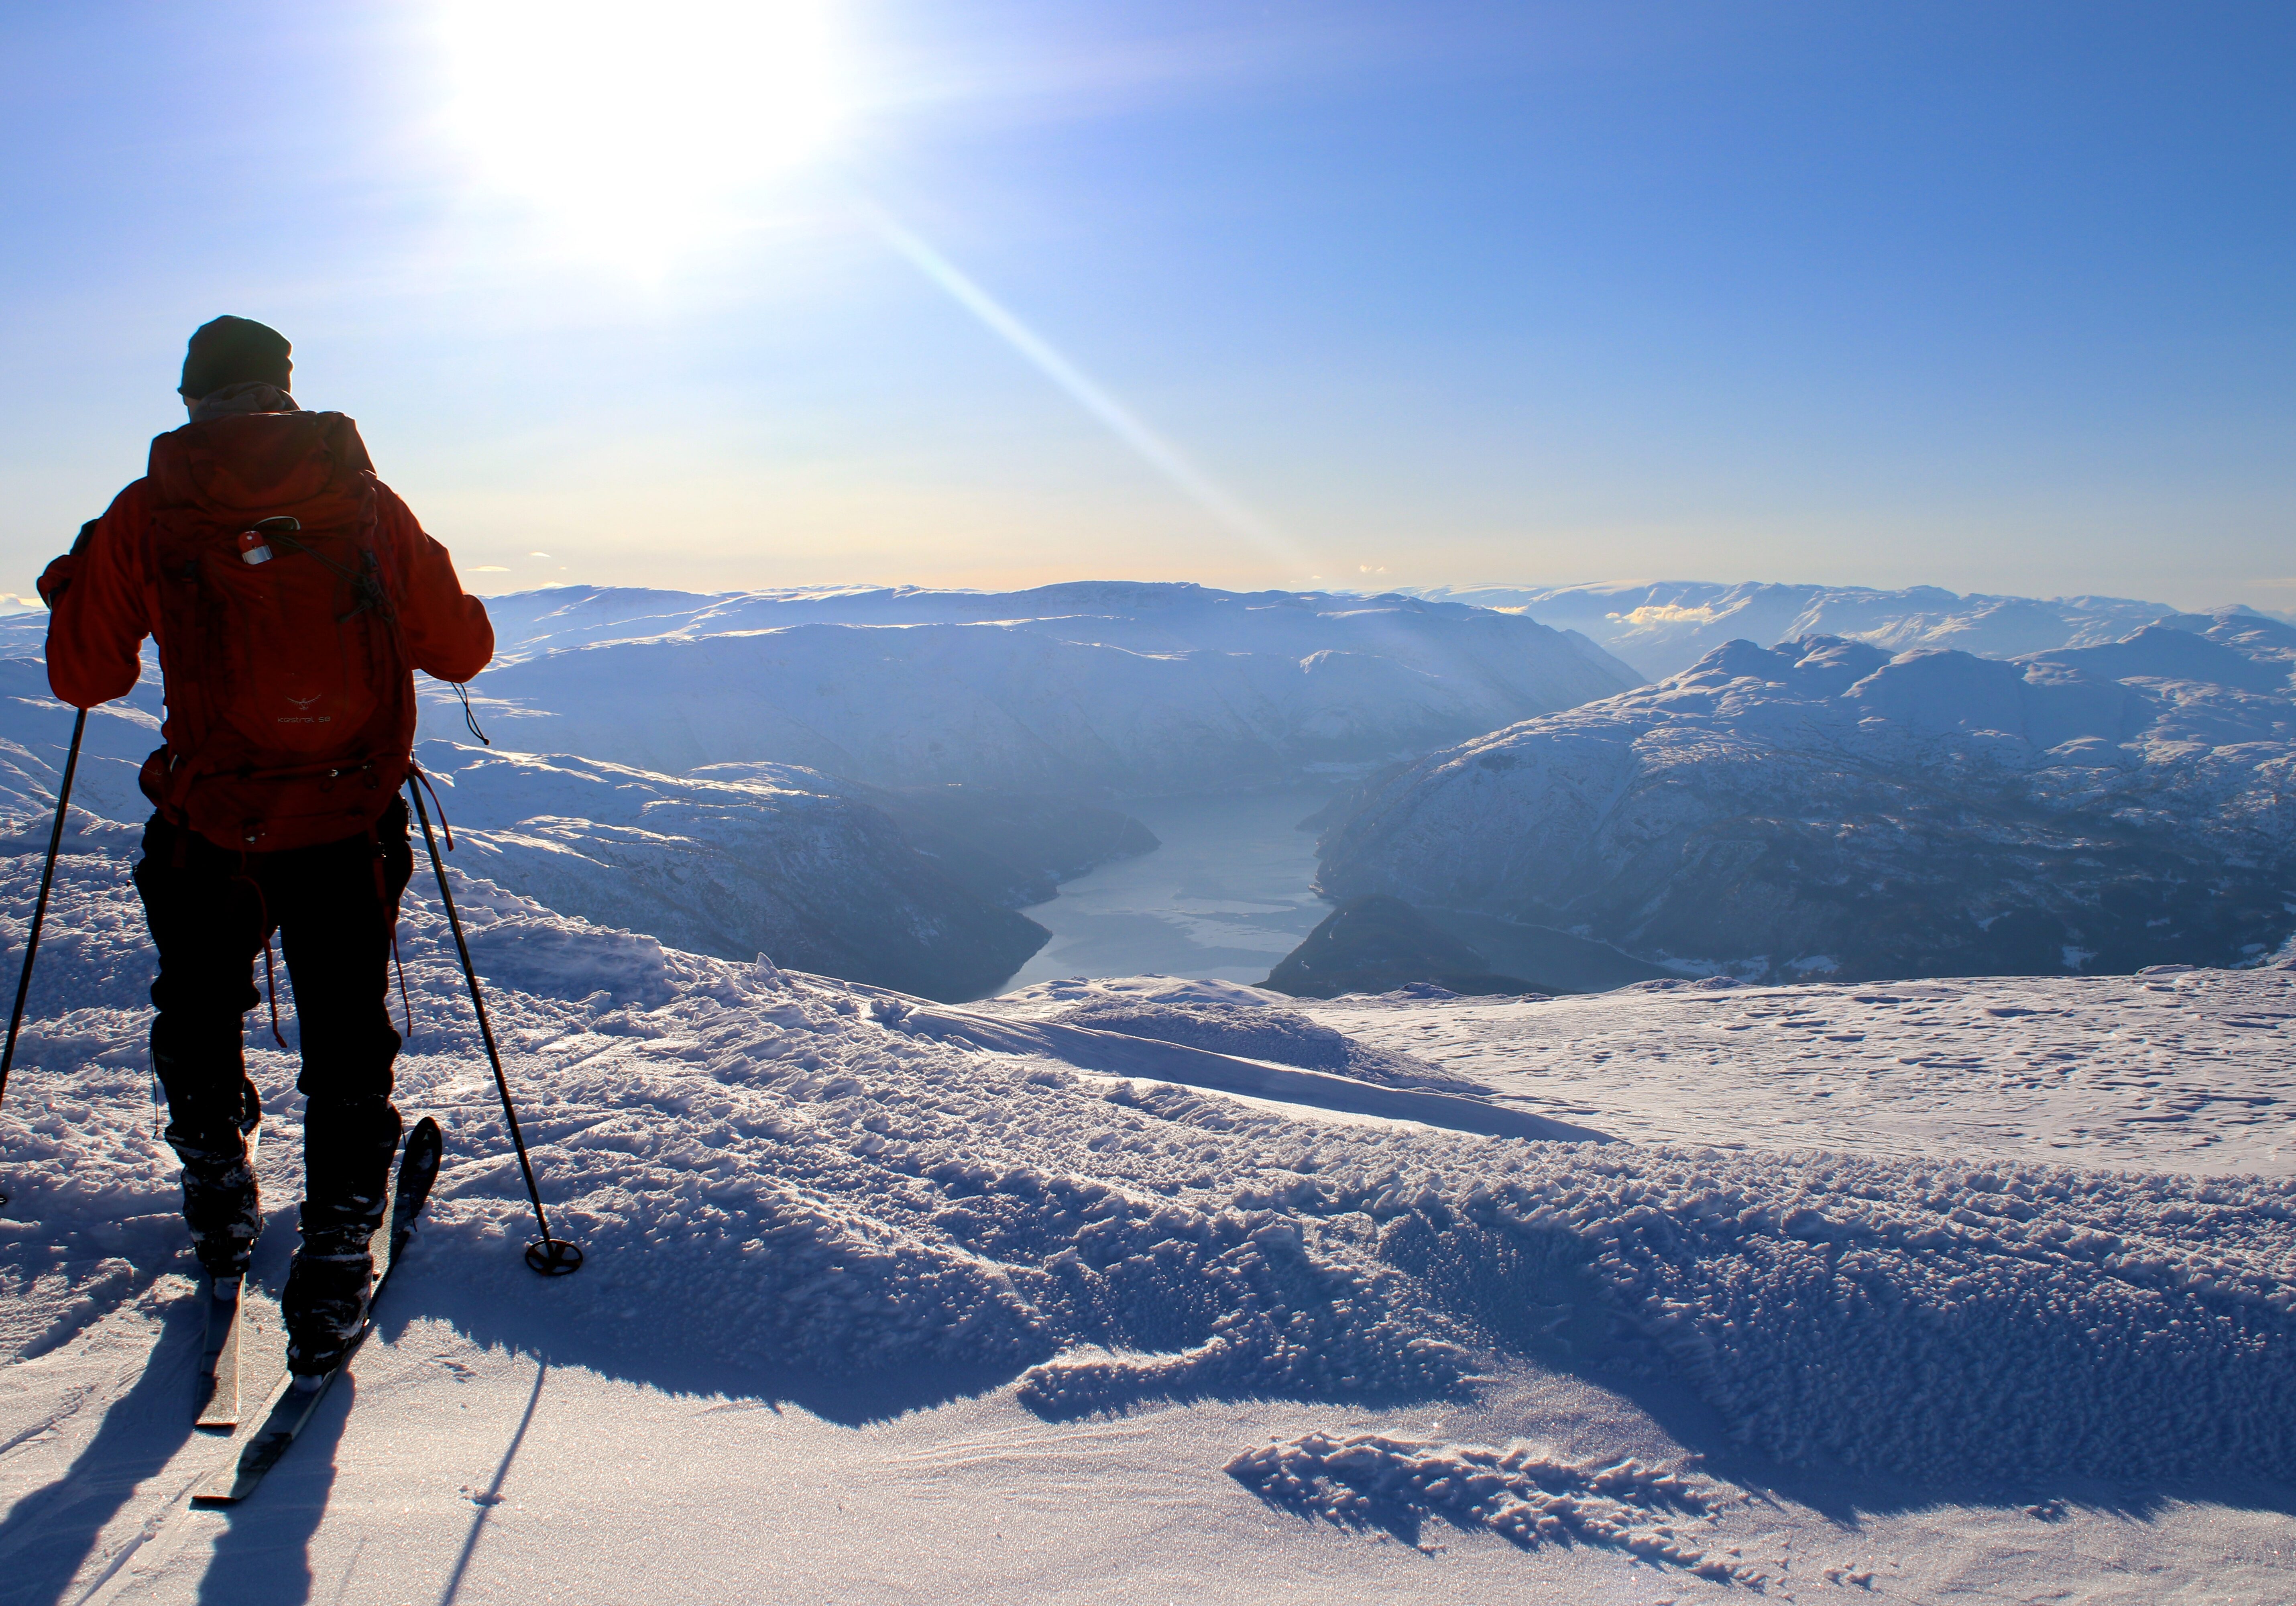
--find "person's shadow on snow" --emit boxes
[190,1383,342,1606]
[0,1291,205,1606]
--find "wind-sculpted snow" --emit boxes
[2,840,2292,1492]
[1415,579,2195,681]
[1227,1434,1766,1582]
[417,582,1639,791]
[1318,620,2296,981]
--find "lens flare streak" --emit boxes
[862,204,1299,565]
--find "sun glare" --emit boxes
[440,0,844,268]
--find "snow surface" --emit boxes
[1302,968,2296,1179]
[2,585,2294,1600]
[976,977,1496,1095]
[2,827,2293,1601]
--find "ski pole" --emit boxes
[405,774,583,1276]
[0,707,88,1209]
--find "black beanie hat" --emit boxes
[179,315,293,400]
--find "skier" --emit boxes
[38,316,493,1382]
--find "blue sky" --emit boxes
[1,2,2289,607]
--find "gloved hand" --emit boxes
[36,520,100,606]
[36,554,79,608]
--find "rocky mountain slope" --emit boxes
[413,743,1079,1000]
[1316,613,2296,983]
[1262,894,1539,999]
[1415,580,2195,681]
[422,583,1642,791]
[0,646,1139,1001]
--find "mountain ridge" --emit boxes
[1315,611,2296,982]
[1407,579,2238,681]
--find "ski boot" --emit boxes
[282,1192,388,1383]
[171,1083,264,1293]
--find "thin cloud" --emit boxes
[470,565,511,572]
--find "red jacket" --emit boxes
[40,411,493,848]
[41,420,493,711]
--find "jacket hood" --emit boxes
[147,410,377,521]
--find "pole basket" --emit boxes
[525,1237,585,1276]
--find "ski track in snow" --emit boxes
[0,836,2292,1600]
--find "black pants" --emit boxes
[134,798,414,1253]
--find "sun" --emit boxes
[439,0,845,267]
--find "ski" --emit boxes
[190,1116,443,1506]
[193,1118,264,1429]
[193,1282,263,1430]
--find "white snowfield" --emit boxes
[1413,579,2213,682]
[419,581,1641,791]
[1319,618,2296,984]
[1,836,2292,1602]
[1307,969,2296,1179]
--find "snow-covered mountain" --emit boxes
[1316,611,2296,983]
[0,648,169,828]
[0,582,1645,999]
[472,580,1641,680]
[413,743,1086,1001]
[1413,580,2193,681]
[420,582,1641,791]
[0,629,1147,1000]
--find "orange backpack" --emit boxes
[140,412,416,852]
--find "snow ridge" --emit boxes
[976,988,1488,1094]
